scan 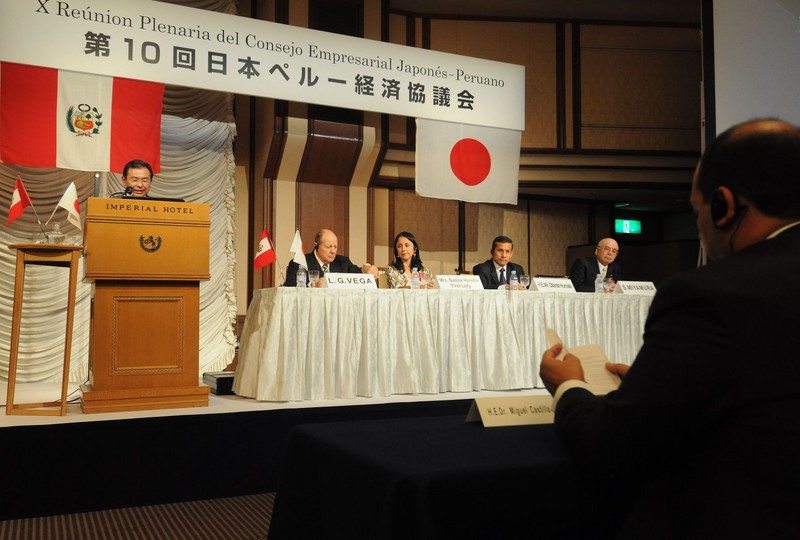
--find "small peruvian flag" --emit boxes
[254,228,277,269]
[7,177,32,225]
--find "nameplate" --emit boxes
[466,395,554,427]
[321,272,377,289]
[616,280,657,295]
[529,277,576,293]
[435,275,484,290]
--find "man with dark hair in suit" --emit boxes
[121,159,154,197]
[284,228,378,287]
[472,235,526,289]
[569,237,622,292]
[540,118,800,538]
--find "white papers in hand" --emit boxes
[544,328,621,395]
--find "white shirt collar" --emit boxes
[767,220,800,239]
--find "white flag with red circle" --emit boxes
[55,182,81,231]
[415,118,521,204]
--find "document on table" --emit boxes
[544,328,621,396]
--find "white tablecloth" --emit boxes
[233,288,653,402]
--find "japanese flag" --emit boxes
[7,177,32,225]
[56,182,81,231]
[289,229,306,268]
[254,228,277,269]
[415,118,521,204]
[0,62,163,173]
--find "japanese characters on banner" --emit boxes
[0,0,525,131]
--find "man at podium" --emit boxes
[121,159,154,197]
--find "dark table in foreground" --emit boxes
[267,414,611,540]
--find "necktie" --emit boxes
[499,268,506,285]
[322,264,330,273]
[600,265,607,279]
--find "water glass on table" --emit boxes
[519,275,531,290]
[308,270,320,288]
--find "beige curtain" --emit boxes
[0,0,239,383]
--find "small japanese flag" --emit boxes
[415,118,521,204]
[289,229,306,268]
[254,228,277,269]
[56,182,81,230]
[7,177,32,225]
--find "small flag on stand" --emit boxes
[7,177,32,225]
[254,228,277,269]
[55,182,81,230]
[290,230,306,268]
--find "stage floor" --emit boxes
[0,380,550,428]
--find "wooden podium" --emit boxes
[80,197,211,413]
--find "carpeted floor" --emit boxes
[0,492,274,540]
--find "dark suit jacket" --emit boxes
[472,259,526,289]
[554,225,800,539]
[569,257,622,292]
[283,252,361,287]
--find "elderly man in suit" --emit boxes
[569,237,622,292]
[284,228,378,287]
[472,235,526,289]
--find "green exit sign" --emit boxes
[615,219,642,234]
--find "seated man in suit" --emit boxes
[472,235,526,289]
[284,228,378,287]
[569,237,621,292]
[540,118,800,538]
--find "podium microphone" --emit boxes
[109,187,134,198]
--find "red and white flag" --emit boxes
[7,176,32,225]
[254,228,277,269]
[289,230,306,268]
[56,182,81,230]
[0,62,164,173]
[415,118,521,204]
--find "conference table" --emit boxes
[234,288,653,402]
[266,414,614,539]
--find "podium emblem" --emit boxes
[139,235,162,252]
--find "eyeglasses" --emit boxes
[598,246,619,254]
[125,177,152,184]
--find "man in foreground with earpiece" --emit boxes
[540,118,800,539]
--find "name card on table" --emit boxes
[322,272,377,289]
[529,277,576,293]
[616,281,657,296]
[466,395,554,427]
[435,274,484,290]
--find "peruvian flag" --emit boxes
[55,182,81,231]
[0,62,164,173]
[7,177,32,225]
[254,228,277,269]
[415,118,521,204]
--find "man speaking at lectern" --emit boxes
[540,118,800,538]
[121,159,154,197]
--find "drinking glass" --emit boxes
[519,275,531,290]
[308,270,320,288]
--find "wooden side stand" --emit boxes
[80,197,211,413]
[6,244,81,416]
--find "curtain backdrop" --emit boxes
[0,113,238,383]
[0,0,240,383]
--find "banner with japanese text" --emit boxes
[0,0,524,131]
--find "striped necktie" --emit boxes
[322,264,330,273]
